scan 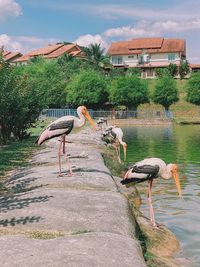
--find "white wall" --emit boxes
[111,52,181,67]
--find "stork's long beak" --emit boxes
[85,110,96,131]
[123,144,127,161]
[172,165,182,197]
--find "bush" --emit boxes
[66,69,108,109]
[186,73,200,105]
[109,76,149,110]
[0,57,46,142]
[152,76,179,111]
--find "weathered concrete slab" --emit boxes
[0,232,146,267]
[0,129,147,267]
[0,188,134,236]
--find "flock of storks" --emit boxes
[36,106,182,228]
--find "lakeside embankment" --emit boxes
[0,128,146,267]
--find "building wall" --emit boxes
[111,52,181,67]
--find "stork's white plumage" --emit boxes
[36,106,96,176]
[103,126,127,163]
[121,157,182,227]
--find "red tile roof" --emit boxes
[28,44,63,56]
[107,38,186,56]
[44,44,75,58]
[1,49,22,62]
[189,64,200,69]
[14,43,83,63]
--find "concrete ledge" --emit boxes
[0,129,147,267]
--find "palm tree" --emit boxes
[83,43,112,70]
[83,43,105,64]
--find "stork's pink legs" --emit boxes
[58,136,73,176]
[147,180,156,227]
[114,143,121,163]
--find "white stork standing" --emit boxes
[121,157,182,227]
[36,106,96,176]
[103,126,127,163]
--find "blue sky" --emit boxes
[1,0,200,62]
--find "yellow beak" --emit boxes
[85,110,96,131]
[172,168,182,197]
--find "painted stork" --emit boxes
[103,126,127,163]
[97,117,108,133]
[121,157,182,227]
[36,106,96,176]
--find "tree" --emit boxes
[17,59,68,108]
[0,57,47,142]
[168,63,178,77]
[66,69,108,109]
[109,76,149,110]
[186,73,200,105]
[83,43,105,65]
[126,68,141,77]
[179,60,190,79]
[152,76,179,111]
[155,68,170,77]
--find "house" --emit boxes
[107,37,186,78]
[1,48,22,63]
[189,64,200,73]
[13,43,85,65]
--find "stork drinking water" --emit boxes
[121,157,182,227]
[103,126,127,163]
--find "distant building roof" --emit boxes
[1,49,22,62]
[14,43,84,63]
[189,63,200,69]
[107,38,186,56]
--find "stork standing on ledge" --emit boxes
[36,106,96,176]
[121,157,182,227]
[103,126,127,163]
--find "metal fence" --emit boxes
[40,109,173,120]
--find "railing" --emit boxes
[40,109,173,120]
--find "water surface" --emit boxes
[122,124,200,266]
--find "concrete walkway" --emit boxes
[0,128,146,267]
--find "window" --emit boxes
[128,55,134,59]
[168,53,176,61]
[112,56,123,65]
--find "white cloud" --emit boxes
[75,34,108,48]
[54,1,200,21]
[102,19,200,40]
[0,0,22,20]
[0,34,59,53]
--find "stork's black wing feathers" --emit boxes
[121,177,151,185]
[132,164,159,176]
[49,119,74,135]
[110,130,117,139]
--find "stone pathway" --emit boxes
[0,128,146,267]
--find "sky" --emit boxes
[0,0,200,63]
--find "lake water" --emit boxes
[122,124,200,266]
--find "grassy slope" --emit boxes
[0,122,47,178]
[140,79,200,120]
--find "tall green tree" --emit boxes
[17,59,67,108]
[0,57,46,142]
[83,43,105,65]
[152,76,179,111]
[186,73,200,105]
[66,69,108,109]
[109,76,149,110]
[179,60,190,79]
[168,63,178,77]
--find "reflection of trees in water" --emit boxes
[123,124,200,162]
